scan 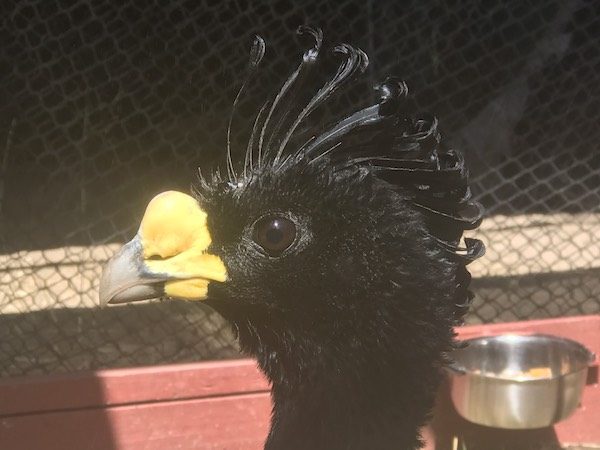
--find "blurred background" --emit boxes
[0,0,598,378]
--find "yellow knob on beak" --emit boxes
[98,191,227,306]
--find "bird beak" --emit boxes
[98,191,228,306]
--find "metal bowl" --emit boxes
[447,333,595,429]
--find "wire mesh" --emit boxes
[1,0,598,377]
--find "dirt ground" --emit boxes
[1,213,598,376]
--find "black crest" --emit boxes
[219,27,485,318]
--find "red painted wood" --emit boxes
[0,359,269,416]
[1,393,271,450]
[0,315,597,449]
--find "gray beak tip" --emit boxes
[98,236,164,306]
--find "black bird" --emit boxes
[99,27,484,450]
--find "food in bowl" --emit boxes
[447,333,594,429]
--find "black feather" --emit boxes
[230,35,484,322]
[228,35,266,181]
[201,29,486,450]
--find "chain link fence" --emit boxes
[1,0,598,377]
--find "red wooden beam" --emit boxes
[0,315,597,450]
[0,359,269,417]
[2,393,271,450]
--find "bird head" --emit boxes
[99,26,484,371]
[99,158,425,343]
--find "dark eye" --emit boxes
[253,215,297,256]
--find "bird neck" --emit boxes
[248,316,440,450]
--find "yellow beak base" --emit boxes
[99,191,227,305]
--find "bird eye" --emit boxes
[252,215,297,256]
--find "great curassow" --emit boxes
[99,27,485,450]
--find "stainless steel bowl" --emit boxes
[447,333,595,429]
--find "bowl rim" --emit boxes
[448,332,596,380]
